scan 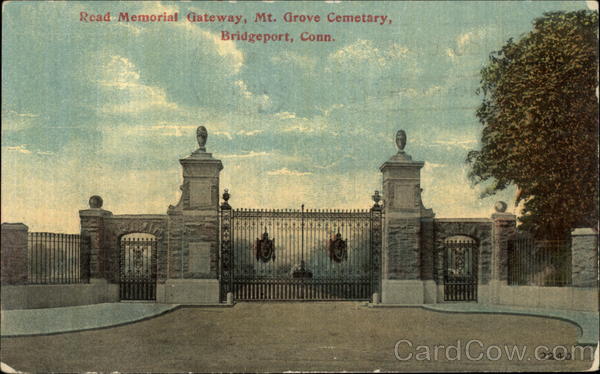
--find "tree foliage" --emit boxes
[467,10,598,238]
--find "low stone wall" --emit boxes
[0,280,119,310]
[495,283,598,312]
[157,279,220,304]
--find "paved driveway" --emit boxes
[1,303,595,372]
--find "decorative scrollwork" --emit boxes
[329,232,348,263]
[132,247,144,272]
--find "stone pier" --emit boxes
[78,126,223,304]
[380,130,434,304]
[163,126,222,303]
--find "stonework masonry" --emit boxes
[78,127,223,303]
[571,228,598,288]
[433,219,493,285]
[3,128,597,310]
[384,218,421,280]
[1,223,29,285]
[380,130,435,304]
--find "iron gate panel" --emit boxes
[443,238,478,301]
[221,205,382,301]
[119,236,157,300]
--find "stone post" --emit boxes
[571,228,598,288]
[79,195,112,281]
[1,223,29,285]
[163,126,223,303]
[489,201,516,303]
[380,130,434,304]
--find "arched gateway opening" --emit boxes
[443,235,478,301]
[119,233,158,301]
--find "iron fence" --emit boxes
[508,235,571,286]
[27,232,89,284]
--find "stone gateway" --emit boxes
[70,127,547,305]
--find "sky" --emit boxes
[1,1,594,233]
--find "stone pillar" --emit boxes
[571,228,598,287]
[163,126,223,303]
[380,130,434,304]
[79,195,112,281]
[1,223,29,285]
[489,201,516,303]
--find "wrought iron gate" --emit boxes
[443,236,478,301]
[220,194,382,301]
[119,235,157,300]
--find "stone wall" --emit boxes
[103,215,168,283]
[1,223,28,285]
[1,281,119,310]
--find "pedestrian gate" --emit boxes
[119,235,157,300]
[220,202,382,301]
[443,236,478,301]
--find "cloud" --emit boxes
[198,28,244,73]
[149,123,197,137]
[279,115,332,134]
[213,131,233,140]
[317,104,345,117]
[313,155,356,169]
[139,2,245,74]
[267,168,313,176]
[446,26,495,62]
[328,40,411,71]
[282,125,317,133]
[424,162,446,170]
[213,129,264,139]
[6,110,38,118]
[234,80,271,109]
[220,151,272,159]
[6,145,32,154]
[1,110,39,132]
[431,138,478,150]
[96,55,179,114]
[274,112,297,120]
[271,52,317,70]
[238,129,263,136]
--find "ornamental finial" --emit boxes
[89,195,103,209]
[396,130,407,152]
[221,188,231,209]
[196,126,208,152]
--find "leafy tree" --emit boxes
[467,10,598,238]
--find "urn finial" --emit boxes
[372,190,381,205]
[196,126,208,152]
[396,130,407,152]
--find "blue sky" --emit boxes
[2,1,593,232]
